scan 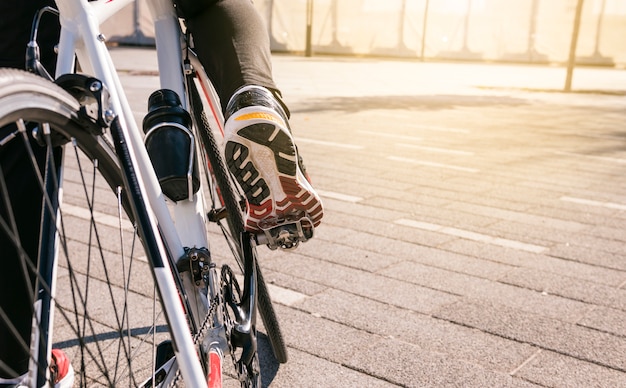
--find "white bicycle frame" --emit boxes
[49,0,225,385]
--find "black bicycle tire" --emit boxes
[0,70,123,196]
[0,68,197,386]
[187,75,289,364]
[255,261,288,363]
[0,68,129,385]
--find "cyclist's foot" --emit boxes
[0,349,74,388]
[224,85,323,236]
[50,349,74,388]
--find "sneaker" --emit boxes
[50,349,74,388]
[224,85,323,233]
[0,349,74,388]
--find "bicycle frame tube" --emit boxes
[146,0,212,249]
[50,0,210,385]
[54,0,200,256]
[29,145,65,387]
[110,117,207,388]
[188,54,225,135]
[146,0,186,99]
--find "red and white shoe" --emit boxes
[50,349,74,388]
[224,86,323,234]
[0,349,74,388]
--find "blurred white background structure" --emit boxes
[103,0,626,67]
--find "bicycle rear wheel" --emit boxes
[0,69,196,387]
[187,71,288,370]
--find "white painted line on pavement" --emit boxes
[316,189,363,203]
[397,143,475,156]
[296,137,364,150]
[395,219,547,254]
[63,203,134,230]
[357,130,422,142]
[232,274,307,306]
[560,196,626,211]
[387,156,479,173]
[266,283,307,306]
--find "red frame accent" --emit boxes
[207,349,223,388]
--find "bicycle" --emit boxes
[0,0,314,386]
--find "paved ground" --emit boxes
[110,47,626,387]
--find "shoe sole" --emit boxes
[225,121,323,232]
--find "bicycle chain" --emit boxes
[167,293,220,388]
[166,266,259,387]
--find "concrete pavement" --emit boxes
[110,47,626,387]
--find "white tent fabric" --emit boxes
[102,0,626,67]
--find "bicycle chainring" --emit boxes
[221,265,261,387]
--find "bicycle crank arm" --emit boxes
[223,233,258,367]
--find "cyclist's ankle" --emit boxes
[225,85,290,126]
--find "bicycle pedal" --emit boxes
[255,213,314,250]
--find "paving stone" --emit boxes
[441,239,626,286]
[554,233,626,256]
[295,288,537,374]
[549,243,626,271]
[302,154,393,181]
[434,299,626,371]
[326,213,455,253]
[259,346,398,388]
[263,254,459,314]
[320,196,408,222]
[309,222,355,241]
[577,306,626,338]
[392,245,515,281]
[291,239,405,272]
[514,350,626,388]
[364,196,499,229]
[273,304,386,366]
[414,182,535,212]
[587,224,626,242]
[325,210,457,249]
[347,338,541,387]
[445,201,589,233]
[261,268,329,297]
[525,203,626,229]
[484,219,586,246]
[381,261,592,323]
[500,267,626,311]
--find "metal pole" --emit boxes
[305,0,314,57]
[397,0,407,50]
[527,0,539,60]
[421,0,430,60]
[565,0,585,92]
[133,0,140,39]
[462,0,473,53]
[331,0,339,45]
[593,0,606,56]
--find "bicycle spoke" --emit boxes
[0,69,186,387]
